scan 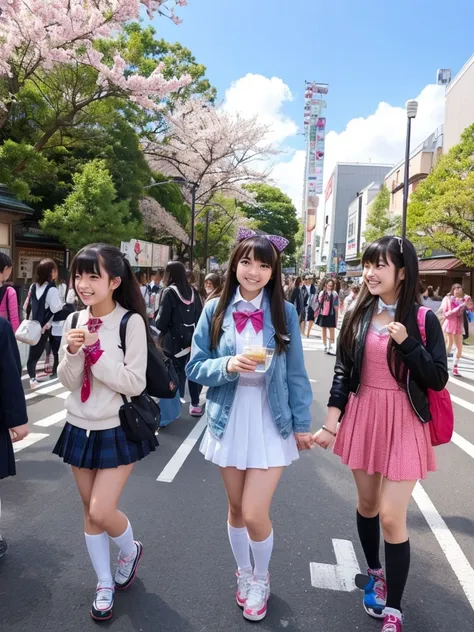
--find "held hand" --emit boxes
[294,432,314,451]
[227,355,258,373]
[9,425,29,443]
[312,428,336,450]
[67,328,85,354]
[387,321,408,345]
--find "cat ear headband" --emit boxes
[236,226,289,253]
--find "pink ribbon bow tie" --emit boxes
[233,309,264,334]
[81,318,104,403]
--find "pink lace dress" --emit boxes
[441,295,470,336]
[333,326,436,481]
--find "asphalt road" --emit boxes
[1,333,474,632]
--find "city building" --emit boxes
[344,181,385,277]
[384,126,444,217]
[444,53,474,152]
[314,163,392,274]
[0,186,34,261]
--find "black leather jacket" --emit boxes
[328,304,449,423]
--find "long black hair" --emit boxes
[70,243,148,328]
[339,236,421,386]
[164,261,193,300]
[211,236,288,353]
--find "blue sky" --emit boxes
[152,0,474,208]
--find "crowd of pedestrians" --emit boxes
[0,230,472,632]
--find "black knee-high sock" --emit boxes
[357,511,381,570]
[385,540,410,611]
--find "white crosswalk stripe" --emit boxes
[13,432,49,453]
[33,410,67,428]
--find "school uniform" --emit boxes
[53,304,157,469]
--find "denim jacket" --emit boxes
[186,291,313,440]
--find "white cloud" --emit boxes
[322,84,446,189]
[222,73,298,145]
[271,150,306,212]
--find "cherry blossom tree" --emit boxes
[0,0,190,128]
[144,98,278,207]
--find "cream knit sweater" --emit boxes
[58,303,147,431]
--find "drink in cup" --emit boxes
[243,345,274,373]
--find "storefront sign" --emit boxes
[152,244,170,268]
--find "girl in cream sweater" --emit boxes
[54,243,157,622]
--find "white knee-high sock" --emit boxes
[249,531,274,580]
[85,532,112,583]
[227,523,252,571]
[110,520,135,558]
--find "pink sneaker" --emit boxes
[189,405,203,417]
[235,568,253,607]
[243,574,270,621]
[452,365,460,376]
[381,608,403,632]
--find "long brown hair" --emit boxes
[339,236,421,386]
[210,236,288,353]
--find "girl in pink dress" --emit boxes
[441,283,472,376]
[313,236,448,632]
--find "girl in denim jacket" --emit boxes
[187,229,313,622]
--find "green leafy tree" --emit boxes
[407,124,474,266]
[40,160,142,250]
[364,184,401,245]
[239,184,299,255]
[194,195,243,267]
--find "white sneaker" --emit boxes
[29,378,40,389]
[235,567,253,608]
[243,574,270,621]
[90,581,114,621]
[179,397,186,404]
[114,541,143,590]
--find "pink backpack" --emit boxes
[416,306,454,446]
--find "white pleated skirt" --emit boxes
[200,377,299,470]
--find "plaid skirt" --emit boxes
[53,422,158,470]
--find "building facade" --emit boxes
[345,181,384,268]
[444,53,474,152]
[315,163,392,273]
[384,127,444,216]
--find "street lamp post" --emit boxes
[402,100,418,240]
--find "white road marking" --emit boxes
[412,482,474,610]
[451,394,474,413]
[56,391,70,400]
[309,539,361,592]
[451,432,474,460]
[449,376,474,394]
[34,409,67,428]
[25,379,60,401]
[157,417,207,483]
[13,432,49,453]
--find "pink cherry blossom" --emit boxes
[0,0,191,125]
[144,98,279,207]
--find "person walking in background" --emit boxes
[0,317,29,559]
[289,276,304,317]
[316,278,339,354]
[156,261,204,416]
[204,273,222,302]
[314,236,448,632]
[300,275,316,336]
[48,275,77,380]
[342,284,360,314]
[187,229,313,623]
[0,253,20,332]
[441,283,472,376]
[147,268,164,320]
[24,259,63,388]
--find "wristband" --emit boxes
[322,425,337,437]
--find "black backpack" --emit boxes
[120,312,179,399]
[169,287,200,351]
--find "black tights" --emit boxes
[177,355,201,406]
[27,331,61,379]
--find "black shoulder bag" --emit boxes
[117,313,162,444]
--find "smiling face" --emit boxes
[325,280,335,293]
[236,250,273,299]
[363,253,404,301]
[452,283,464,299]
[74,258,121,308]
